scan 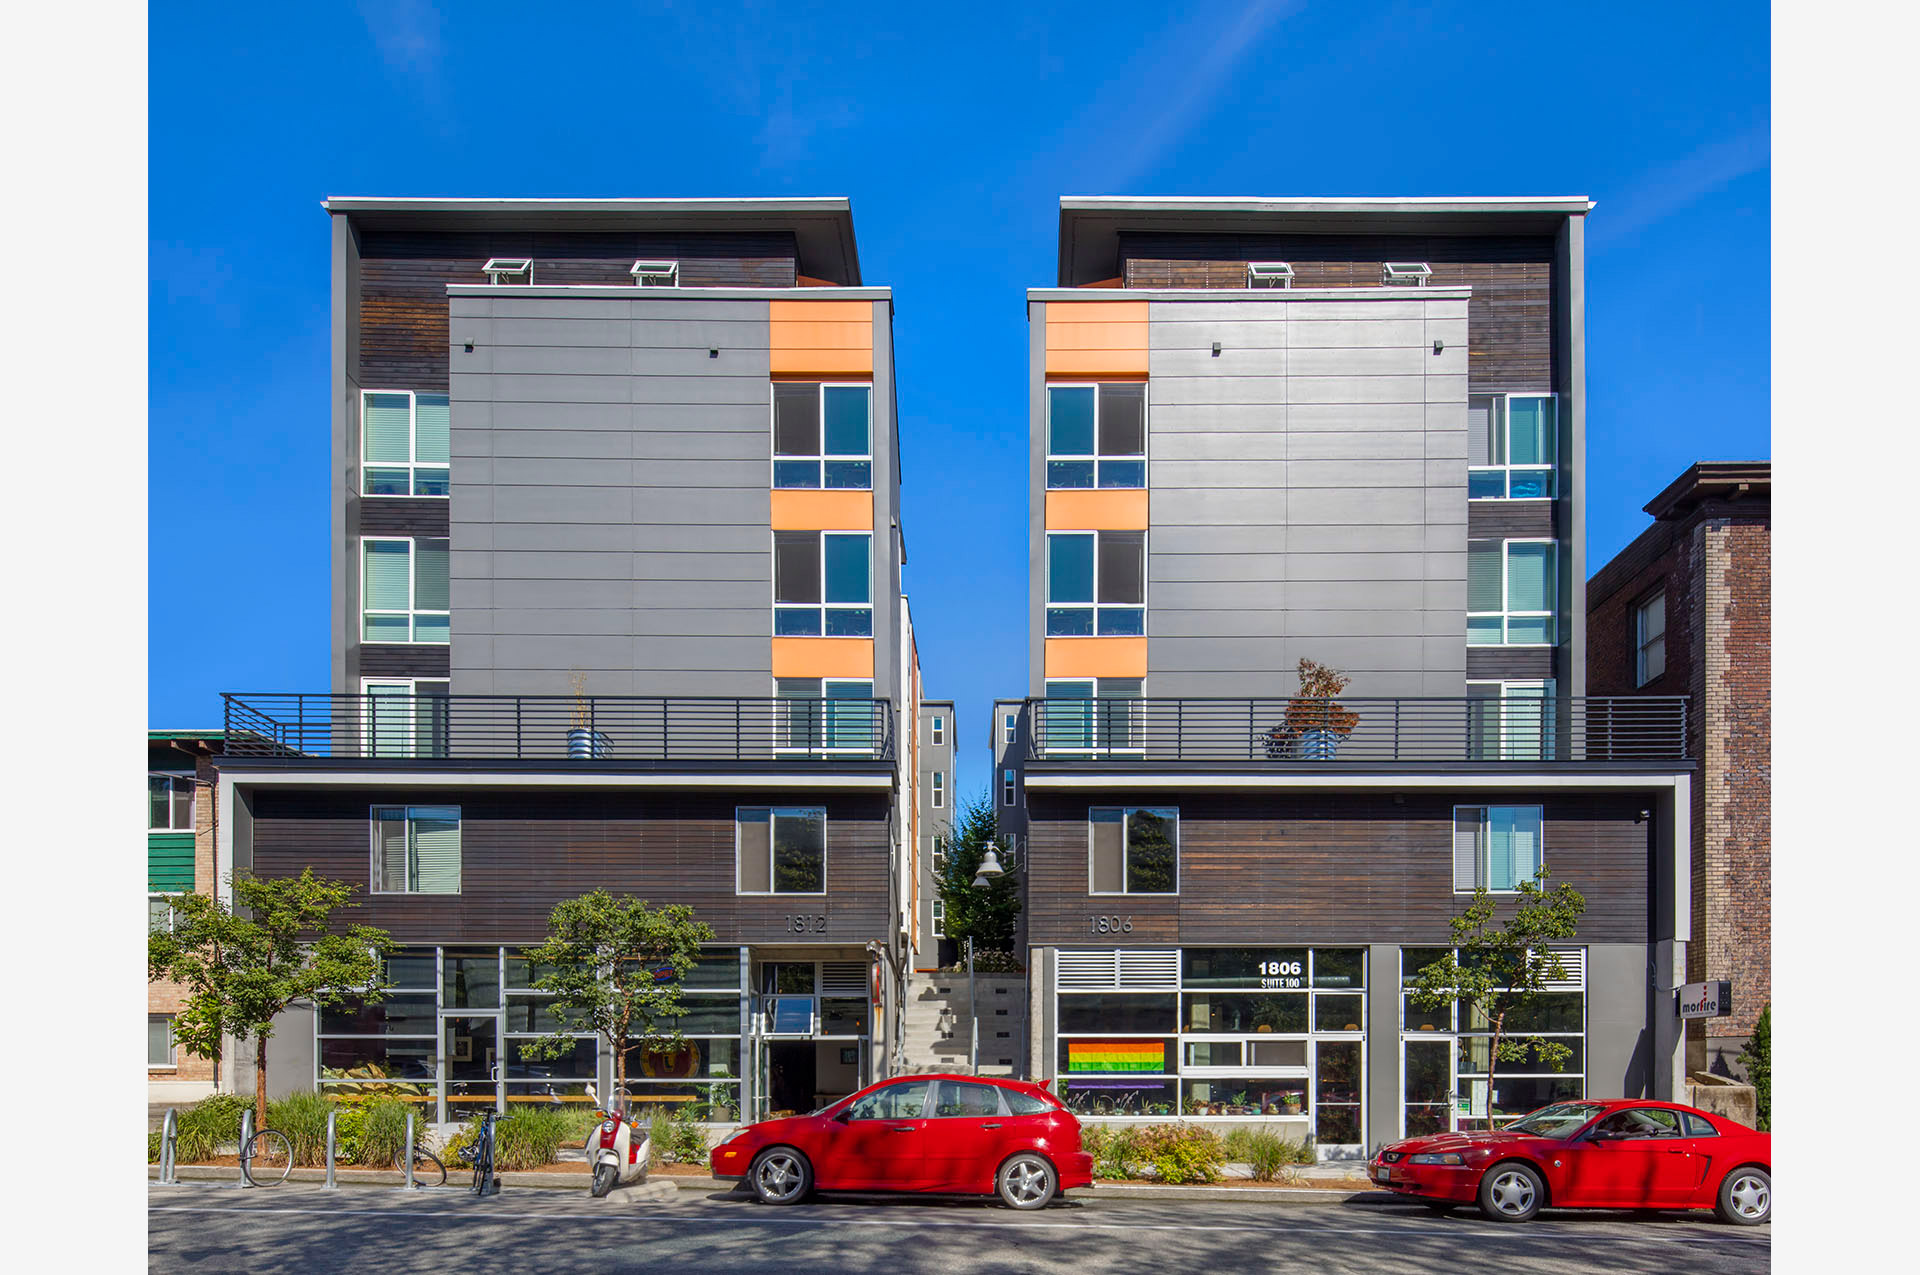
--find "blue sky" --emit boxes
[150,0,1770,796]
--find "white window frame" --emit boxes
[774,678,877,755]
[1003,768,1018,807]
[1400,947,1587,1126]
[930,897,946,939]
[930,771,945,809]
[1452,805,1546,895]
[1003,711,1018,746]
[1467,393,1558,500]
[771,382,874,491]
[481,257,533,284]
[1087,806,1181,896]
[361,677,450,758]
[149,1014,177,1069]
[1634,590,1667,686]
[735,805,829,897]
[1465,680,1557,761]
[930,715,944,746]
[1046,530,1147,637]
[149,773,194,832]
[630,259,679,286]
[773,530,873,638]
[369,805,463,895]
[1247,261,1295,288]
[1381,261,1432,286]
[360,389,452,499]
[1041,678,1144,757]
[360,536,451,646]
[1468,538,1558,648]
[149,893,182,934]
[1044,382,1148,490]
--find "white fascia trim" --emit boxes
[446,285,890,300]
[324,196,852,214]
[1023,771,1688,791]
[1059,195,1595,215]
[1026,287,1472,302]
[224,771,894,791]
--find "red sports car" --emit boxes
[709,1073,1093,1209]
[1370,1099,1770,1225]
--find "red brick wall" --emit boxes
[149,756,220,1087]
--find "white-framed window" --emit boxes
[773,383,873,490]
[930,771,945,808]
[1468,538,1557,646]
[931,897,946,938]
[149,1015,176,1068]
[362,678,450,758]
[481,257,533,284]
[775,678,877,753]
[930,714,944,746]
[1046,383,1147,489]
[774,530,872,636]
[361,537,450,644]
[370,806,462,894]
[736,806,827,895]
[1003,768,1018,807]
[1041,678,1143,755]
[148,894,181,934]
[631,259,679,286]
[361,390,451,497]
[1089,806,1179,895]
[149,774,194,831]
[931,836,946,874]
[1635,590,1667,686]
[1466,681,1556,761]
[1468,394,1558,499]
[1003,711,1018,746]
[1047,530,1145,636]
[1452,806,1544,893]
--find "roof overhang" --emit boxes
[219,765,895,792]
[1057,195,1594,287]
[323,196,863,286]
[1022,765,1689,792]
[1643,461,1772,521]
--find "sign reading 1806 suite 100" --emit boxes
[1677,980,1733,1019]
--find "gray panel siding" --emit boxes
[446,295,775,699]
[1145,297,1468,699]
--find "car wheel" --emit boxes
[1477,1161,1545,1223]
[748,1148,812,1206]
[1714,1167,1770,1225]
[996,1153,1057,1209]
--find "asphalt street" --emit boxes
[149,1182,1771,1274]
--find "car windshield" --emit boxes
[1504,1102,1609,1137]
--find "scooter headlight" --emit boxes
[600,1120,617,1134]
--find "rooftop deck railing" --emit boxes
[1021,696,1689,764]
[221,693,895,764]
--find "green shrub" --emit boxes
[1081,1124,1144,1179]
[1739,1005,1770,1132]
[266,1091,334,1167]
[1240,1128,1292,1182]
[148,1127,163,1163]
[350,1099,414,1166]
[173,1094,250,1163]
[441,1105,582,1172]
[649,1107,709,1165]
[1135,1123,1223,1184]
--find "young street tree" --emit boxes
[935,790,1022,958]
[147,868,393,1130]
[1409,867,1587,1130]
[520,890,716,1100]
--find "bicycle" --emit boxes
[240,1126,293,1187]
[456,1108,499,1196]
[394,1144,447,1188]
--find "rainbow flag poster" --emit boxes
[1067,1040,1164,1073]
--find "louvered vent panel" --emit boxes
[819,963,868,995]
[1537,947,1585,991]
[1117,950,1181,989]
[1056,950,1120,989]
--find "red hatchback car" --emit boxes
[1371,1099,1771,1225]
[710,1073,1093,1209]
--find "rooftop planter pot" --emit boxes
[566,670,612,759]
[1264,659,1361,760]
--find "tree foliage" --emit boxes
[147,869,393,1129]
[934,790,1022,954]
[1408,867,1587,1129]
[519,890,716,1098]
[1739,1004,1770,1131]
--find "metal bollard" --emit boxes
[159,1109,178,1185]
[325,1108,338,1190]
[240,1108,255,1188]
[404,1112,416,1190]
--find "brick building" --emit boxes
[148,730,225,1101]
[1587,462,1770,1077]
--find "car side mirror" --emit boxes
[1584,1128,1623,1142]
[832,1107,852,1124]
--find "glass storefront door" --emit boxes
[1403,1037,1456,1138]
[440,1014,502,1123]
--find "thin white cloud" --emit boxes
[357,0,444,79]
[1592,125,1770,243]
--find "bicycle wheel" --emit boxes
[471,1138,494,1195]
[243,1130,293,1186]
[396,1148,446,1188]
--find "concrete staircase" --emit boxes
[900,972,1029,1076]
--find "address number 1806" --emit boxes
[1088,915,1133,934]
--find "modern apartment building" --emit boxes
[1004,197,1695,1155]
[218,197,928,1123]
[1588,462,1770,1079]
[148,730,224,1102]
[913,698,955,966]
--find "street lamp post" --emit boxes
[969,841,1006,1076]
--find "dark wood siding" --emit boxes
[1119,232,1556,392]
[357,229,801,392]
[1468,500,1558,540]
[357,498,451,538]
[1464,648,1557,681]
[250,788,891,945]
[356,647,452,679]
[1023,790,1649,946]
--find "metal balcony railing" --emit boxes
[221,693,895,763]
[1021,696,1689,764]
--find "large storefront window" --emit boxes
[1055,947,1366,1143]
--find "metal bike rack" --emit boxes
[403,1112,417,1190]
[325,1108,339,1190]
[158,1108,179,1185]
[239,1108,255,1188]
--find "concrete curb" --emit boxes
[147,1165,731,1193]
[1078,1183,1394,1205]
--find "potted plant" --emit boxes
[1282,1092,1304,1115]
[566,670,612,758]
[1185,1097,1206,1116]
[1268,658,1361,760]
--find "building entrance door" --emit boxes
[439,1013,502,1123]
[1403,1037,1456,1138]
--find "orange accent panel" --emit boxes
[770,489,874,530]
[1046,489,1149,531]
[1044,637,1148,679]
[770,299,874,377]
[772,638,875,680]
[1045,301,1149,377]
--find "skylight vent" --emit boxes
[481,258,534,285]
[1381,262,1432,287]
[631,260,680,287]
[1247,262,1295,289]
